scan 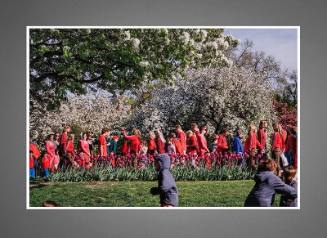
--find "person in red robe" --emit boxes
[59,125,71,156]
[98,128,110,159]
[271,123,284,172]
[155,129,166,154]
[43,134,59,174]
[175,124,186,155]
[66,134,78,167]
[78,133,92,169]
[216,128,229,154]
[147,131,157,155]
[191,123,209,157]
[244,125,261,169]
[186,130,198,155]
[123,128,142,167]
[170,133,183,155]
[257,120,268,153]
[29,141,40,177]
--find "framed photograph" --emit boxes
[27,26,299,209]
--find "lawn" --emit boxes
[29,180,282,207]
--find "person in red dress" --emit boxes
[186,130,198,155]
[123,128,142,167]
[78,132,92,169]
[257,120,268,153]
[66,134,78,167]
[98,128,110,159]
[29,141,40,177]
[271,123,285,173]
[191,123,209,157]
[244,125,261,169]
[216,128,229,154]
[59,125,71,157]
[155,129,166,154]
[29,141,40,178]
[169,132,183,155]
[175,124,186,155]
[43,134,59,174]
[147,131,157,155]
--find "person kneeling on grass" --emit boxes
[244,159,297,207]
[150,153,179,207]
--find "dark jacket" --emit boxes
[280,180,297,207]
[245,171,297,207]
[151,153,178,207]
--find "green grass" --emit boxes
[29,180,281,207]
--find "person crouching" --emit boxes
[150,153,179,207]
[244,159,297,207]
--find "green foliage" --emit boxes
[45,164,255,182]
[30,28,238,109]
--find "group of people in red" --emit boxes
[29,120,297,178]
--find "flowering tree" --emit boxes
[30,28,238,109]
[30,95,131,140]
[128,67,276,134]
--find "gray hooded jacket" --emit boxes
[245,171,297,207]
[154,153,179,207]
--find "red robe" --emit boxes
[244,132,260,153]
[194,130,209,156]
[60,131,68,153]
[187,135,198,155]
[98,135,108,157]
[42,140,57,169]
[216,134,228,153]
[124,135,141,154]
[257,128,267,151]
[66,139,75,155]
[78,139,91,164]
[121,139,129,155]
[173,138,184,155]
[148,138,157,151]
[176,130,186,154]
[29,155,34,168]
[271,132,283,151]
[156,137,166,154]
[29,143,40,159]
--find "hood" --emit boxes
[254,171,273,183]
[155,153,171,170]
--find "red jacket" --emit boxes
[244,132,260,153]
[173,138,184,155]
[195,130,209,156]
[78,140,90,156]
[187,135,198,154]
[60,132,68,152]
[30,143,40,159]
[271,132,283,151]
[281,129,287,151]
[156,137,166,154]
[121,139,129,155]
[66,139,75,154]
[42,154,51,169]
[98,135,108,157]
[125,135,141,153]
[29,155,34,168]
[176,130,186,154]
[148,138,157,151]
[216,134,228,152]
[257,128,267,150]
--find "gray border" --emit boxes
[1,0,327,237]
